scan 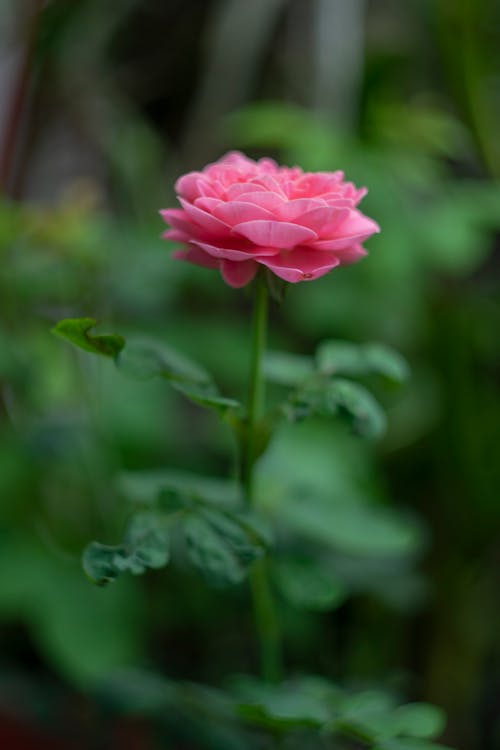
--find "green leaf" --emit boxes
[83,512,170,585]
[316,340,367,376]
[174,381,241,414]
[287,379,386,439]
[183,508,265,587]
[332,690,400,741]
[327,379,387,439]
[388,703,447,739]
[52,317,125,358]
[337,689,397,727]
[363,343,410,384]
[234,677,334,730]
[273,558,347,611]
[117,339,240,414]
[117,469,243,509]
[334,694,447,746]
[230,675,451,749]
[264,350,315,386]
[82,543,122,586]
[284,492,422,557]
[117,339,211,385]
[317,340,409,384]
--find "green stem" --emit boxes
[241,272,268,503]
[242,272,282,683]
[249,558,282,683]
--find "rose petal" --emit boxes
[333,244,368,265]
[179,198,231,236]
[220,259,258,288]
[295,207,348,232]
[196,179,219,198]
[213,200,275,225]
[219,151,254,168]
[173,247,220,269]
[235,191,285,212]
[162,229,190,242]
[309,212,380,250]
[354,187,368,204]
[256,247,340,283]
[251,174,285,195]
[194,197,224,213]
[159,208,193,233]
[277,198,326,221]
[232,220,317,249]
[191,239,279,261]
[337,211,380,237]
[309,237,367,251]
[226,183,265,200]
[257,156,279,171]
[320,193,353,205]
[174,173,203,201]
[160,211,205,241]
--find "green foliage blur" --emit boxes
[0,1,499,749]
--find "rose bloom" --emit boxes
[160,151,379,288]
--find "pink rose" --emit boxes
[160,151,379,288]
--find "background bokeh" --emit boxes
[1,1,499,748]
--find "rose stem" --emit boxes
[242,271,282,683]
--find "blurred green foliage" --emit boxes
[0,1,499,749]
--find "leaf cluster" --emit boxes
[83,470,269,588]
[265,339,408,439]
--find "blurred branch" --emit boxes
[310,0,366,126]
[0,0,44,195]
[181,0,289,166]
[436,0,499,178]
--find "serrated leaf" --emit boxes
[82,543,120,586]
[52,317,124,358]
[317,340,409,384]
[286,378,386,439]
[83,512,170,585]
[183,508,265,587]
[263,350,315,386]
[327,379,387,439]
[121,512,171,571]
[273,558,347,611]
